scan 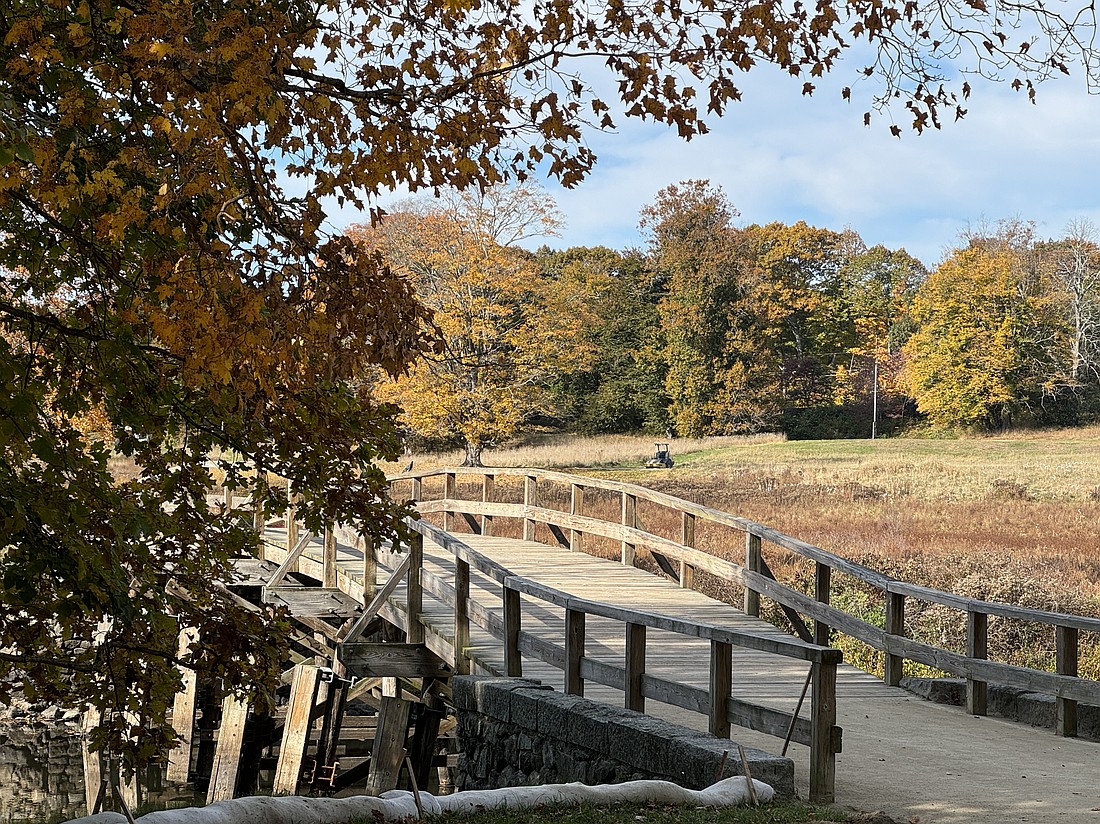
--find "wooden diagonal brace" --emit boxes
[266,530,315,588]
[337,553,412,644]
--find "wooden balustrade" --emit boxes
[390,466,1100,739]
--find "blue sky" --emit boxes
[536,63,1100,268]
[331,58,1100,270]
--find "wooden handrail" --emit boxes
[400,515,842,803]
[391,466,1100,740]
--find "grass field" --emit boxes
[395,428,1100,678]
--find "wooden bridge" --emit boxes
[187,466,1100,821]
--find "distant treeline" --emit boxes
[360,183,1100,461]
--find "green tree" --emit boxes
[642,180,744,436]
[539,246,668,434]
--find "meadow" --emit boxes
[394,429,1100,679]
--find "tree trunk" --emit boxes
[462,441,484,467]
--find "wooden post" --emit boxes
[708,639,732,738]
[362,533,377,603]
[966,610,988,716]
[1057,625,1079,737]
[884,591,905,687]
[166,628,198,785]
[81,707,103,815]
[814,562,831,646]
[443,472,456,532]
[410,476,422,503]
[454,557,471,675]
[252,475,266,542]
[273,664,321,796]
[523,475,537,541]
[208,695,249,802]
[565,608,585,697]
[809,659,838,804]
[569,484,584,552]
[407,531,424,645]
[621,492,637,566]
[625,623,646,712]
[504,585,522,677]
[323,525,337,589]
[679,512,695,589]
[285,483,298,557]
[481,474,495,537]
[743,533,762,617]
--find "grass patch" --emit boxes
[402,802,855,824]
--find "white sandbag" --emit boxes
[60,774,773,824]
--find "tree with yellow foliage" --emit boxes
[351,188,585,465]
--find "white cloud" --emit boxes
[536,65,1100,268]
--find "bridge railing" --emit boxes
[391,466,1100,740]
[400,517,842,803]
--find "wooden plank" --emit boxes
[267,587,361,619]
[504,586,522,677]
[272,664,321,796]
[743,533,762,617]
[523,475,537,541]
[481,475,494,537]
[207,695,249,802]
[814,562,831,647]
[454,558,471,675]
[679,512,695,589]
[810,661,838,804]
[443,472,456,532]
[565,608,585,696]
[884,592,906,687]
[621,492,637,566]
[407,532,424,645]
[570,484,584,552]
[365,698,413,796]
[166,629,198,785]
[340,643,451,678]
[323,526,338,588]
[709,640,732,738]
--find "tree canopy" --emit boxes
[3,0,1100,773]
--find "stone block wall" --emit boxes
[452,677,795,799]
[0,716,86,823]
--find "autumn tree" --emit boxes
[3,0,1100,773]
[352,187,584,465]
[903,246,1053,428]
[539,246,668,434]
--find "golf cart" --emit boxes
[644,442,674,469]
